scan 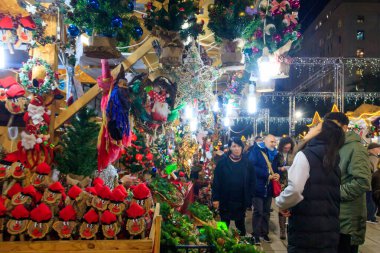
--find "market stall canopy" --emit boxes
[346,104,380,120]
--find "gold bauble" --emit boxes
[238,11,245,17]
[208,4,215,11]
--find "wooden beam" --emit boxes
[53,36,156,130]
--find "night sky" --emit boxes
[299,0,330,31]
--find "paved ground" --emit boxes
[233,207,380,252]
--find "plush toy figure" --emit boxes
[66,185,88,218]
[131,183,153,214]
[42,182,65,215]
[108,187,127,223]
[11,185,40,208]
[7,205,30,241]
[0,76,18,102]
[53,205,77,239]
[15,16,36,48]
[0,16,16,53]
[0,198,8,241]
[125,202,146,239]
[28,203,53,240]
[79,209,99,240]
[30,162,52,189]
[101,210,120,239]
[5,85,28,115]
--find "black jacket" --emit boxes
[288,139,341,253]
[212,154,256,209]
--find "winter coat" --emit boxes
[212,154,256,209]
[372,169,380,207]
[247,143,279,198]
[339,131,372,246]
[288,139,341,253]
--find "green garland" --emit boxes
[149,177,180,203]
[188,202,213,222]
[19,58,57,95]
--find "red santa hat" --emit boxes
[126,202,145,219]
[21,185,37,200]
[101,210,117,225]
[0,76,18,89]
[19,16,36,29]
[30,203,52,222]
[48,182,65,193]
[132,183,151,200]
[98,185,111,200]
[36,162,51,175]
[114,184,127,196]
[85,187,98,196]
[83,209,99,224]
[30,95,44,107]
[0,201,6,216]
[7,183,22,198]
[0,16,14,29]
[11,205,29,219]
[93,177,104,186]
[4,152,19,163]
[111,188,126,202]
[68,185,82,200]
[6,84,25,98]
[59,205,77,221]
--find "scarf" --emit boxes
[229,153,242,162]
[258,142,278,162]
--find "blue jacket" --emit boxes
[247,143,280,198]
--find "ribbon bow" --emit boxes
[283,12,298,26]
[271,0,289,13]
[153,0,169,12]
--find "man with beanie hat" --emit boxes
[324,112,372,253]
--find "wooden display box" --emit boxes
[0,204,162,253]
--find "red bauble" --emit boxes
[145,153,154,161]
[131,134,137,142]
[121,149,127,155]
[135,154,143,162]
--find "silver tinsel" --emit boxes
[96,164,119,190]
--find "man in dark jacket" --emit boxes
[247,134,280,244]
[325,113,372,253]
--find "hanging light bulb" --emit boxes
[226,100,233,116]
[223,117,231,127]
[247,84,257,114]
[258,47,280,81]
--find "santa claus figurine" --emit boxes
[79,209,99,240]
[101,210,120,239]
[53,205,77,239]
[28,203,53,240]
[148,86,171,122]
[23,95,50,127]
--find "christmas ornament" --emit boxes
[87,0,99,9]
[135,154,143,162]
[111,16,123,28]
[67,24,80,37]
[134,26,143,38]
[127,1,134,11]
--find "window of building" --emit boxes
[356,48,364,58]
[357,16,365,24]
[357,30,365,40]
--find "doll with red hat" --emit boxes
[131,183,153,214]
[27,203,53,240]
[11,185,39,208]
[0,16,16,53]
[0,197,8,241]
[79,209,99,240]
[7,204,30,241]
[15,16,36,48]
[42,182,66,215]
[0,159,11,192]
[108,187,128,223]
[101,210,120,239]
[91,185,111,213]
[53,205,78,239]
[2,152,28,190]
[5,84,28,115]
[125,202,146,239]
[30,162,52,189]
[65,185,87,218]
[0,76,18,102]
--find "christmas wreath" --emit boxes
[243,0,302,71]
[19,58,58,95]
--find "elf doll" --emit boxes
[30,162,52,189]
[7,205,30,241]
[79,209,99,240]
[52,205,77,239]
[125,202,146,239]
[101,210,120,239]
[131,183,153,214]
[28,203,53,240]
[42,182,66,215]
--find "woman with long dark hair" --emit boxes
[277,137,295,240]
[212,137,255,236]
[275,120,345,253]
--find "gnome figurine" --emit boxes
[131,183,153,214]
[125,202,146,239]
[42,182,65,215]
[53,205,77,239]
[28,203,53,240]
[30,162,52,189]
[7,205,30,241]
[79,209,99,240]
[101,210,120,240]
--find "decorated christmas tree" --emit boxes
[55,108,99,177]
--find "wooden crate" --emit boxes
[0,204,162,253]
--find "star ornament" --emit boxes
[26,4,37,15]
[41,21,47,27]
[65,48,75,56]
